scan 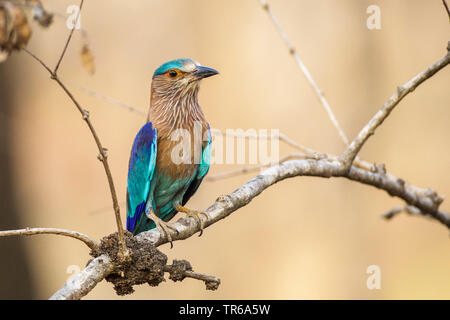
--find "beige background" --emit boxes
[2,0,450,299]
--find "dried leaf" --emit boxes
[80,43,95,75]
[11,5,32,49]
[0,2,32,63]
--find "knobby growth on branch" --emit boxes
[0,0,449,299]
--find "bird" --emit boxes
[126,58,218,246]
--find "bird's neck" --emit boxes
[147,84,207,138]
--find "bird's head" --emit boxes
[151,58,219,98]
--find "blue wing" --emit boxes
[182,124,212,205]
[126,122,157,233]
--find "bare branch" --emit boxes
[53,0,84,74]
[340,49,450,168]
[0,227,99,251]
[23,49,129,262]
[163,260,221,290]
[182,270,220,289]
[52,156,450,299]
[443,0,450,21]
[141,159,449,248]
[63,78,146,116]
[206,152,313,181]
[383,205,422,219]
[258,0,349,146]
[382,205,449,226]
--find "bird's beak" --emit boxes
[192,65,219,80]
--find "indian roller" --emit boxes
[126,58,219,246]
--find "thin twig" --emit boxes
[382,205,423,220]
[210,128,373,178]
[63,78,146,115]
[53,0,84,74]
[183,271,221,289]
[381,205,447,226]
[258,0,349,146]
[23,49,129,261]
[340,49,450,168]
[163,263,221,290]
[443,0,450,22]
[24,0,127,259]
[0,227,99,251]
[206,152,313,181]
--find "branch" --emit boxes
[141,159,449,247]
[51,156,450,299]
[206,152,313,181]
[163,260,221,291]
[23,47,129,261]
[340,48,450,168]
[258,0,349,146]
[0,227,99,251]
[383,205,423,219]
[63,78,146,116]
[443,0,450,22]
[53,0,84,74]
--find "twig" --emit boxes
[210,129,373,179]
[53,0,84,74]
[340,49,450,168]
[63,78,146,116]
[382,205,423,219]
[183,270,220,285]
[183,271,220,290]
[163,262,221,290]
[206,152,313,181]
[209,129,318,157]
[443,0,450,22]
[381,205,447,226]
[0,227,99,251]
[23,48,129,261]
[258,0,349,146]
[24,0,127,259]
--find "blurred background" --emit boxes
[0,0,449,299]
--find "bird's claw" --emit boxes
[176,206,210,237]
[147,211,178,248]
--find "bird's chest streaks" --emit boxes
[155,136,195,172]
[150,137,199,210]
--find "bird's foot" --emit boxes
[146,211,178,248]
[175,205,210,236]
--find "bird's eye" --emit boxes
[168,69,178,77]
